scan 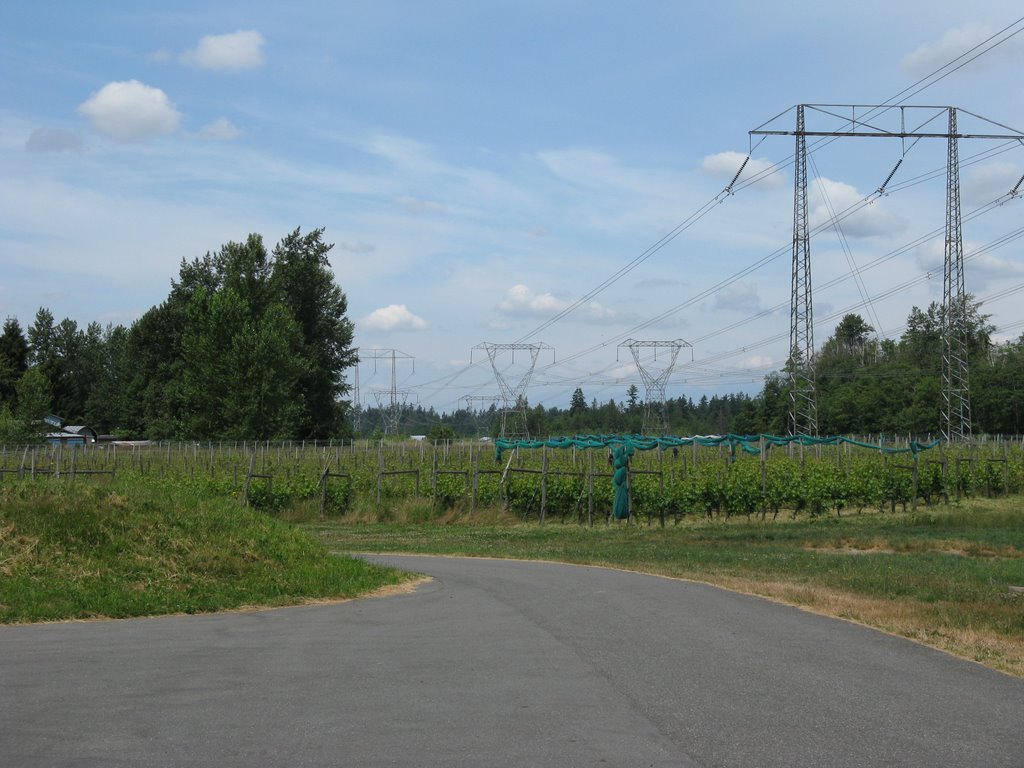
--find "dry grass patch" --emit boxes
[704,575,1024,677]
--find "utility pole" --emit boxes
[751,104,1024,442]
[617,339,691,435]
[471,342,553,439]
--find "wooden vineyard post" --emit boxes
[431,444,438,501]
[470,453,478,515]
[760,436,767,512]
[587,450,594,527]
[243,452,255,506]
[659,448,666,528]
[377,442,384,504]
[319,466,329,519]
[539,446,548,525]
[912,453,919,512]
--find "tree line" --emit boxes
[0,228,356,442]
[360,298,1024,440]
[2,232,1022,442]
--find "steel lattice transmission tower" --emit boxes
[459,395,502,436]
[350,361,363,435]
[360,348,415,436]
[618,339,691,435]
[472,342,553,439]
[751,104,1024,442]
[788,103,817,436]
[941,107,971,442]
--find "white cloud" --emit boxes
[537,148,682,197]
[77,80,180,141]
[902,23,1024,78]
[713,282,762,311]
[700,151,784,189]
[198,117,241,141]
[499,284,566,316]
[394,195,446,214]
[25,128,82,153]
[809,177,906,238]
[182,30,265,72]
[363,304,427,331]
[963,161,1022,205]
[497,284,616,322]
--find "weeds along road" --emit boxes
[2,555,1022,767]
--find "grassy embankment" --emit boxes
[307,499,1024,677]
[0,478,412,623]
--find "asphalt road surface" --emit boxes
[2,554,1022,767]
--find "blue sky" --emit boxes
[2,2,1023,413]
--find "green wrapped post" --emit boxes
[612,444,634,520]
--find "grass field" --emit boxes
[2,471,1021,678]
[0,478,412,623]
[306,499,1024,677]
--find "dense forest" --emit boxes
[2,227,1023,441]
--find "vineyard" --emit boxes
[2,435,1023,524]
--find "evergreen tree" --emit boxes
[0,317,29,406]
[271,228,356,438]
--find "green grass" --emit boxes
[306,500,1024,676]
[0,478,411,622]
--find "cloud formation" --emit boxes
[701,151,784,189]
[25,128,82,153]
[198,117,241,141]
[901,23,1024,78]
[394,195,446,214]
[713,281,762,311]
[393,195,446,217]
[78,80,180,141]
[182,30,265,72]
[363,304,427,331]
[809,177,906,238]
[498,284,615,321]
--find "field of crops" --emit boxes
[2,436,1023,523]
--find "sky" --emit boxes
[2,2,1023,415]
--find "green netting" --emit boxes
[495,433,940,461]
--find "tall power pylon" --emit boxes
[751,104,1024,441]
[472,342,553,439]
[618,339,691,435]
[941,107,971,443]
[789,103,816,436]
[360,348,415,436]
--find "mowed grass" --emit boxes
[307,500,1024,677]
[0,478,412,623]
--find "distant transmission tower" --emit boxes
[751,104,1024,441]
[459,395,502,436]
[618,339,691,435]
[361,348,415,436]
[472,342,553,439]
[351,362,362,434]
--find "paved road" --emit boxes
[2,555,1022,767]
